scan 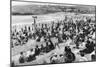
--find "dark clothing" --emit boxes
[80,42,95,54]
[34,48,40,56]
[65,46,71,53]
[65,52,75,63]
[27,54,36,62]
[19,56,25,63]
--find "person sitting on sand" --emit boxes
[19,52,25,63]
[26,49,36,62]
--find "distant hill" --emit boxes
[12,4,96,15]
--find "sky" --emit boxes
[12,1,75,6]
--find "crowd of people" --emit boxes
[11,14,96,65]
